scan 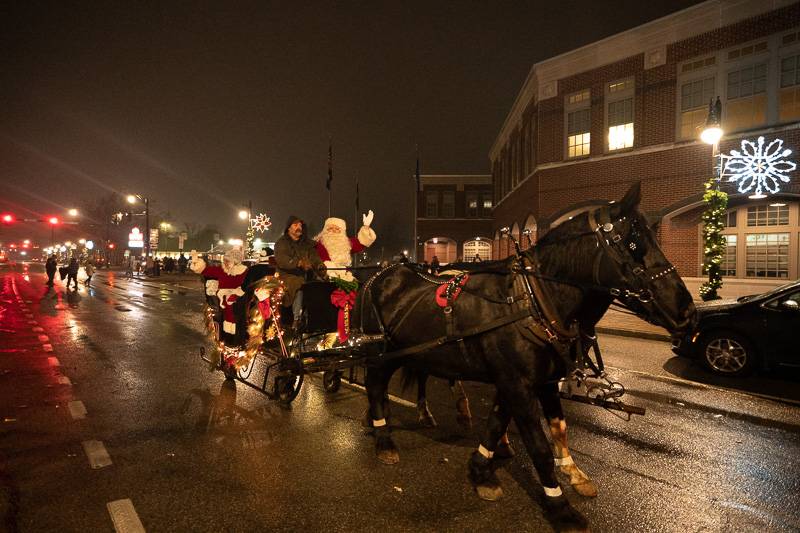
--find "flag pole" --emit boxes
[327,138,333,218]
[414,145,420,262]
[353,172,359,266]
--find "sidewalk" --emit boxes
[596,308,672,342]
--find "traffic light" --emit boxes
[1,213,14,224]
[108,243,116,249]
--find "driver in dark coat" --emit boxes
[274,215,323,329]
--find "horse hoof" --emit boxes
[494,442,515,459]
[476,484,503,501]
[456,414,473,431]
[377,449,400,465]
[572,481,598,498]
[543,495,589,533]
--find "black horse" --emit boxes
[357,183,696,530]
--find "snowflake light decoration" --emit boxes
[250,213,272,233]
[722,136,796,199]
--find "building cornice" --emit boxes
[489,0,797,160]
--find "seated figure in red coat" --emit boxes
[314,210,376,283]
[190,247,248,338]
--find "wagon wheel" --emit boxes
[322,370,342,393]
[274,357,304,404]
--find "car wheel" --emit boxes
[699,331,757,376]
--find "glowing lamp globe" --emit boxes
[701,126,723,145]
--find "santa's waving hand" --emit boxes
[315,211,376,282]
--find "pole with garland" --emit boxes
[699,154,728,301]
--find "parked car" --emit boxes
[672,280,800,376]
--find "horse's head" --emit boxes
[586,182,696,336]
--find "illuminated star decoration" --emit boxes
[250,213,272,233]
[723,136,796,199]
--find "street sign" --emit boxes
[178,231,187,251]
[149,229,159,250]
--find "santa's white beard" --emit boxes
[319,232,352,266]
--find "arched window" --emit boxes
[716,201,799,279]
[522,214,538,250]
[424,237,457,264]
[463,239,492,262]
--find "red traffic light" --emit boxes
[48,216,59,225]
[1,213,14,223]
[108,243,116,249]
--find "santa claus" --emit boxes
[191,247,248,337]
[315,210,376,282]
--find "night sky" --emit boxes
[1,1,703,252]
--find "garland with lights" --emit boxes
[245,224,255,258]
[699,177,728,301]
[203,276,284,372]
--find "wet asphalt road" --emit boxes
[1,262,799,532]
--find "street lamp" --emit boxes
[68,208,79,217]
[127,194,151,261]
[699,96,726,301]
[238,210,249,220]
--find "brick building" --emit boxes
[415,174,494,263]
[490,0,800,291]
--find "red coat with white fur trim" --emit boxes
[192,258,248,335]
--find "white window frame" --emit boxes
[676,55,717,141]
[605,78,635,152]
[564,89,591,159]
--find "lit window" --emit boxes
[745,233,789,278]
[565,90,591,159]
[679,77,715,139]
[567,109,590,158]
[608,99,634,150]
[606,79,634,151]
[466,193,478,217]
[726,63,767,132]
[568,89,590,105]
[780,54,800,122]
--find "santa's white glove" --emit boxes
[362,210,374,227]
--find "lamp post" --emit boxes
[127,194,150,262]
[239,200,252,256]
[699,97,728,301]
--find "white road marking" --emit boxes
[68,400,87,420]
[57,375,71,385]
[341,380,416,409]
[42,344,53,352]
[82,440,112,469]
[107,499,146,533]
[47,357,60,366]
[37,334,49,342]
[32,326,44,332]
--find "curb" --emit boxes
[596,326,671,343]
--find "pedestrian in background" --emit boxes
[153,257,161,276]
[66,256,79,289]
[84,261,95,286]
[177,252,188,273]
[45,255,57,285]
[430,255,440,274]
[473,253,482,262]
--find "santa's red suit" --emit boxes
[315,212,376,282]
[191,249,248,335]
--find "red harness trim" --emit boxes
[435,274,470,307]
